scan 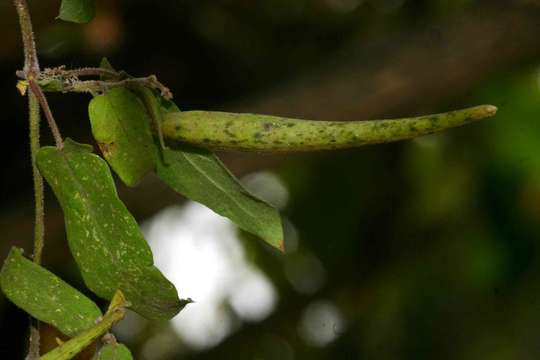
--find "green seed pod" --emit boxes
[160,105,497,152]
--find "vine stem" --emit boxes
[13,0,39,75]
[13,0,52,358]
[28,92,44,265]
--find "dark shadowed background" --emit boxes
[2,0,540,359]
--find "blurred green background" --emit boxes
[2,0,540,359]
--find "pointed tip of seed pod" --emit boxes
[484,105,498,116]
[477,104,498,118]
[469,104,498,121]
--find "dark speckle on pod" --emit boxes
[161,105,497,152]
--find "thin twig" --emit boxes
[42,66,126,79]
[28,92,44,264]
[18,66,174,101]
[14,0,64,150]
[25,323,40,360]
[28,79,64,149]
[65,76,173,100]
[13,0,38,75]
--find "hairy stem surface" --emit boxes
[28,92,44,264]
[13,0,45,358]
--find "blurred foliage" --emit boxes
[2,0,540,359]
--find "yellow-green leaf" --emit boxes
[97,343,133,360]
[37,139,182,320]
[58,0,95,23]
[0,247,101,337]
[89,88,157,187]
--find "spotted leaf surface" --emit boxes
[0,247,101,337]
[37,139,182,320]
[97,343,133,360]
[89,87,157,187]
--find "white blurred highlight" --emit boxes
[141,171,289,350]
[298,300,345,347]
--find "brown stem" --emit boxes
[65,76,173,100]
[13,1,44,358]
[28,79,64,149]
[13,0,39,75]
[42,66,125,79]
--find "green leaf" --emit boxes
[156,144,284,250]
[97,343,133,360]
[128,88,284,250]
[37,139,182,320]
[58,0,96,23]
[89,87,157,187]
[0,247,101,337]
[99,58,117,81]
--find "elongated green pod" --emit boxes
[89,87,157,186]
[161,105,497,152]
[37,139,182,320]
[0,248,101,337]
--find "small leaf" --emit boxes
[89,87,157,186]
[156,144,284,250]
[58,0,96,23]
[99,58,114,72]
[37,139,182,320]
[97,343,133,360]
[0,247,101,337]
[99,58,117,81]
